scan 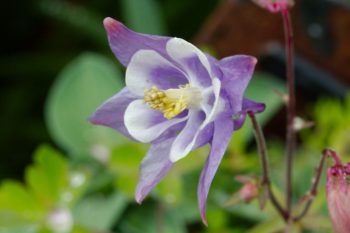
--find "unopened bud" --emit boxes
[252,0,294,13]
[239,182,258,203]
[326,150,350,233]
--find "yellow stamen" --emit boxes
[144,85,191,119]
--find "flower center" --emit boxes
[144,85,201,119]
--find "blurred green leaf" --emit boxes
[45,52,126,158]
[121,0,166,34]
[25,145,68,206]
[246,73,286,126]
[119,202,186,233]
[230,72,286,153]
[247,217,284,233]
[301,215,331,232]
[0,181,44,218]
[110,143,146,197]
[38,0,105,46]
[0,213,39,233]
[73,191,128,231]
[304,95,350,158]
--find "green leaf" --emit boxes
[109,143,146,197]
[45,53,126,158]
[25,145,68,206]
[230,72,286,152]
[0,212,39,233]
[72,191,129,231]
[247,217,285,233]
[38,0,105,46]
[0,181,44,219]
[119,202,186,233]
[121,0,166,34]
[246,73,286,125]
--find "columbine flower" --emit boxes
[326,149,350,233]
[253,0,294,13]
[89,17,264,224]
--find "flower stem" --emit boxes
[248,111,288,220]
[281,8,295,218]
[293,149,328,221]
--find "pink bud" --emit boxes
[326,152,350,233]
[239,182,258,203]
[252,0,294,13]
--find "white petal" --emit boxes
[169,110,204,162]
[169,78,224,162]
[166,38,212,87]
[126,50,185,96]
[200,78,224,127]
[124,99,187,143]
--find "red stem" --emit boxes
[281,8,295,218]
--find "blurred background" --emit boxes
[1,0,350,232]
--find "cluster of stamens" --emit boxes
[144,86,188,119]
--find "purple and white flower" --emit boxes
[325,149,350,233]
[89,17,264,225]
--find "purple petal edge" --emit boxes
[198,115,234,226]
[89,87,137,140]
[103,17,170,67]
[234,98,266,130]
[135,137,175,203]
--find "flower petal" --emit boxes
[233,98,266,130]
[103,17,170,66]
[193,123,214,149]
[198,115,234,226]
[135,137,175,203]
[169,110,205,162]
[166,38,212,87]
[169,78,225,162]
[219,55,257,113]
[89,88,137,139]
[200,78,225,125]
[124,99,187,143]
[126,50,187,96]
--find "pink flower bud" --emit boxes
[239,182,258,203]
[252,0,294,13]
[326,151,350,233]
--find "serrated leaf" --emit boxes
[25,145,68,206]
[0,181,44,218]
[45,53,126,158]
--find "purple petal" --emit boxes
[169,110,206,162]
[198,115,234,226]
[103,17,170,67]
[89,88,137,139]
[124,100,188,143]
[166,38,212,88]
[193,123,214,149]
[233,98,266,130]
[135,137,175,203]
[219,55,257,113]
[126,50,187,95]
